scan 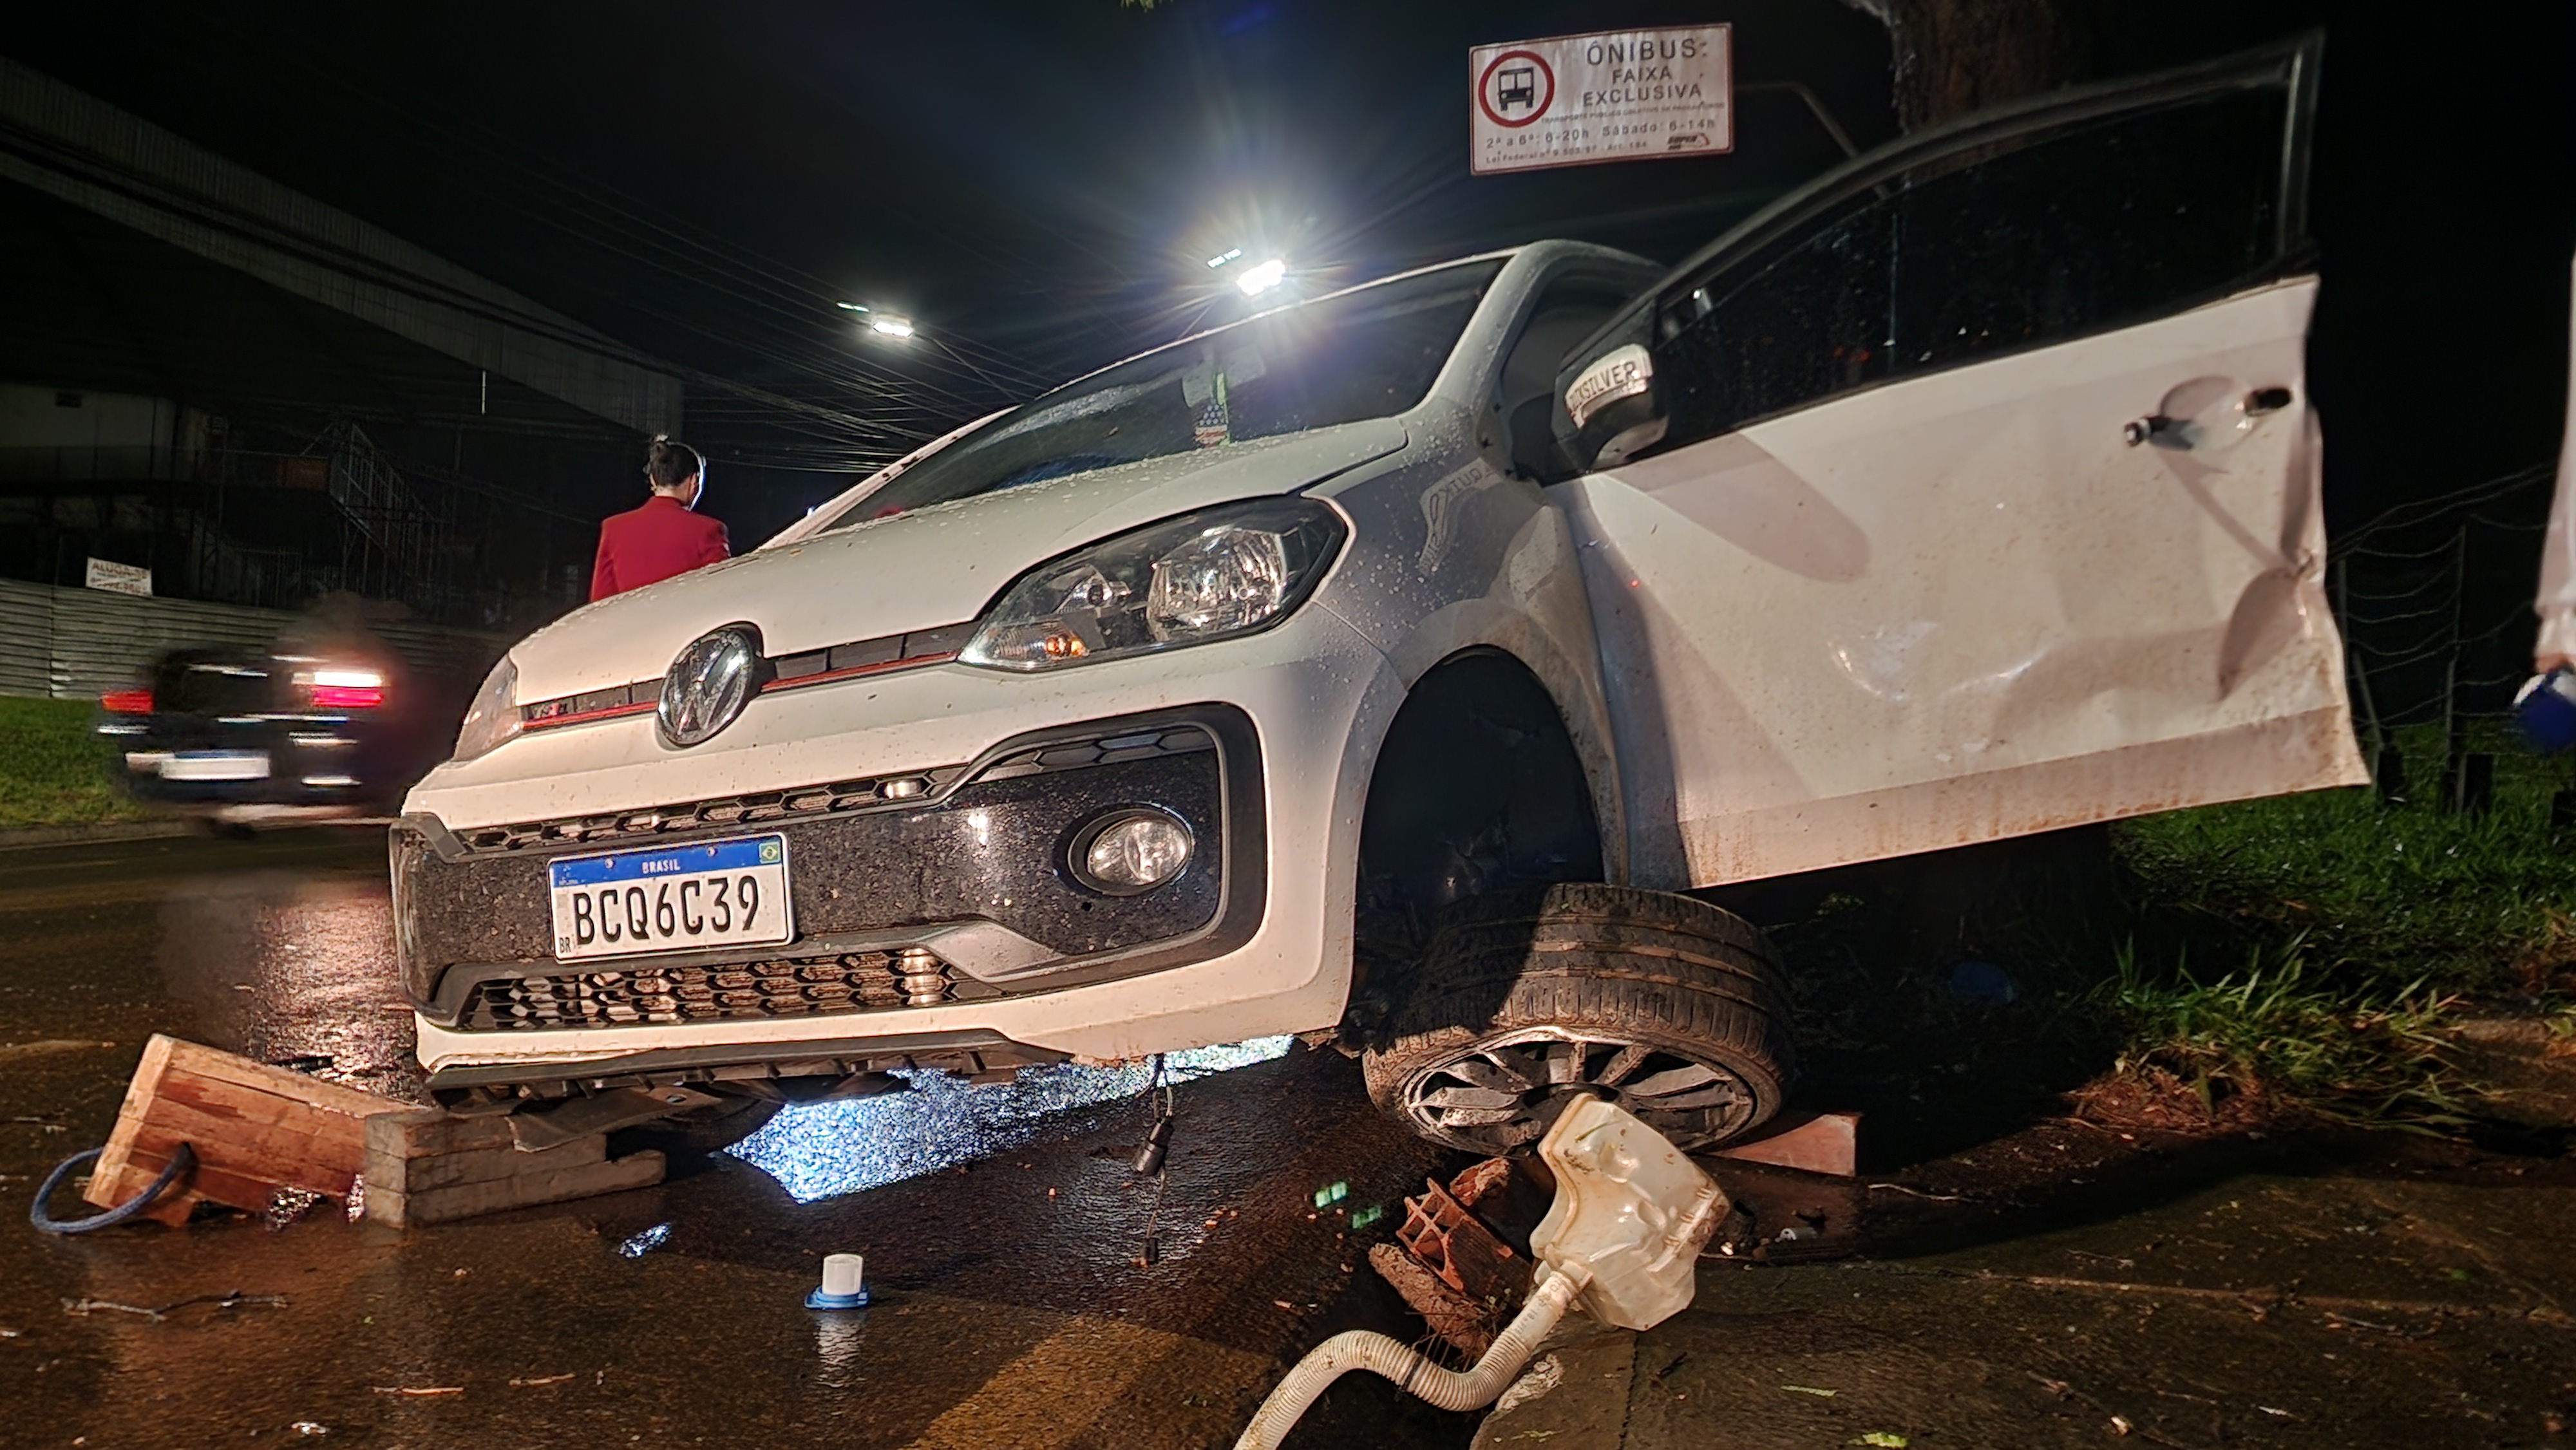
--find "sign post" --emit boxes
[1469,26,1732,176]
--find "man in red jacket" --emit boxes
[591,435,730,601]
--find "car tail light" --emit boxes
[310,684,384,709]
[100,688,153,714]
[307,668,385,710]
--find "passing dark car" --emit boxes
[96,643,455,828]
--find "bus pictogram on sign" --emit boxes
[1477,50,1554,129]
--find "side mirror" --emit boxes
[1557,343,1667,473]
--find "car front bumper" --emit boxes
[401,603,1396,1091]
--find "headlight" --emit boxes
[960,498,1346,671]
[451,655,519,762]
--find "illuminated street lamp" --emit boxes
[835,300,915,341]
[1233,258,1288,298]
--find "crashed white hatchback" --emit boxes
[394,38,2360,1155]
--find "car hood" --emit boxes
[506,419,1407,702]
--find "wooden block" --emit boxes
[363,1106,518,1163]
[86,1035,412,1223]
[369,1149,665,1229]
[1709,1111,1861,1178]
[365,1135,606,1196]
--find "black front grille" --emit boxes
[462,948,955,1031]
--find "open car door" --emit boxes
[1547,35,2363,889]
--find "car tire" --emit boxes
[607,1093,782,1160]
[1361,882,1794,1156]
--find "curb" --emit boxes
[0,820,196,851]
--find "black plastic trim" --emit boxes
[422,1028,1069,1098]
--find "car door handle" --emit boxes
[2123,415,2181,447]
[2125,386,2296,448]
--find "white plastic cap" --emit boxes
[820,1253,866,1297]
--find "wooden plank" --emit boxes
[361,1107,516,1162]
[87,1034,174,1206]
[369,1149,665,1230]
[121,1087,375,1167]
[155,1038,392,1116]
[82,1034,412,1221]
[372,1142,605,1194]
[85,1036,670,1229]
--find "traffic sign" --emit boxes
[1469,26,1732,175]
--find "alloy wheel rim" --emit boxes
[1399,1028,1759,1154]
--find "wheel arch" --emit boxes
[1352,645,1615,952]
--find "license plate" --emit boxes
[547,833,793,962]
[160,751,270,782]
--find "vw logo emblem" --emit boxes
[658,624,764,748]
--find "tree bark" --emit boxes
[1847,0,2101,131]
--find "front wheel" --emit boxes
[1361,883,1794,1155]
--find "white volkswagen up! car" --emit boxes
[395,38,2360,1155]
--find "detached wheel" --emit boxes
[1361,883,1794,1155]
[607,1093,782,1160]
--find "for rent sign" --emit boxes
[1469,26,1732,175]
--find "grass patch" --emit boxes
[2114,724,2576,996]
[1744,724,2576,1137]
[2098,725,2576,1126]
[0,697,154,830]
[2079,941,2475,1132]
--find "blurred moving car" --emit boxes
[391,37,2360,1156]
[96,625,460,828]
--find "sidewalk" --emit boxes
[1479,1148,2575,1448]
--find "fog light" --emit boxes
[1071,809,1194,896]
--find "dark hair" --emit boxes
[644,434,704,491]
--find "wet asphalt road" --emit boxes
[7,833,2575,1450]
[0,831,1469,1450]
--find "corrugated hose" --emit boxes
[1230,1261,1590,1450]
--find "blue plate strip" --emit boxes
[548,833,786,889]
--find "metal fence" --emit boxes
[2334,463,2553,736]
[0,578,508,701]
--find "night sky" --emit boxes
[5,1,2570,546]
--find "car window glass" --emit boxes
[1890,86,2291,375]
[817,261,1506,528]
[1645,196,1895,449]
[1564,65,2303,468]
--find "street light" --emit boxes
[837,301,915,341]
[1234,258,1288,298]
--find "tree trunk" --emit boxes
[1848,0,2100,131]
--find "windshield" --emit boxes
[817,259,1506,529]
